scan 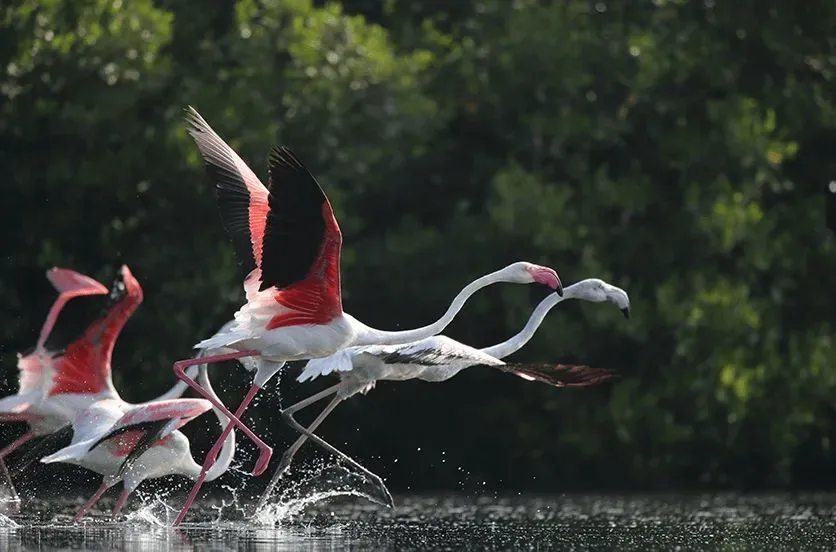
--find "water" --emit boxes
[0,493,835,550]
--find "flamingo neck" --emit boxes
[351,271,506,347]
[480,281,595,359]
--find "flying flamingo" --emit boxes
[171,107,563,525]
[40,356,235,522]
[255,278,630,509]
[0,266,141,462]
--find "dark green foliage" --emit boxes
[1,0,835,492]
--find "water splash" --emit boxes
[0,460,20,517]
[251,460,386,526]
[0,512,18,528]
[125,492,174,527]
[252,488,373,526]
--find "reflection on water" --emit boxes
[2,493,836,551]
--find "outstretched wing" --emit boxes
[40,268,109,349]
[184,106,270,279]
[297,336,506,383]
[499,363,618,388]
[364,336,505,367]
[260,147,344,328]
[262,146,342,290]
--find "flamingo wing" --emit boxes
[184,106,270,278]
[40,401,124,464]
[498,363,619,388]
[363,336,506,367]
[262,146,342,290]
[11,424,74,475]
[87,398,211,477]
[16,268,109,394]
[297,337,506,383]
[39,268,109,349]
[184,107,343,327]
[45,266,143,397]
[261,147,344,328]
[297,348,355,382]
[0,392,39,416]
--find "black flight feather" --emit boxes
[499,363,619,388]
[183,107,258,278]
[116,419,173,479]
[260,146,329,291]
[11,424,74,475]
[379,349,472,367]
[87,419,173,479]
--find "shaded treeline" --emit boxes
[1,0,835,495]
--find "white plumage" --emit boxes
[255,278,630,510]
[172,106,565,524]
[40,358,235,522]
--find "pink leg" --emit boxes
[173,383,263,527]
[110,488,130,520]
[0,414,38,423]
[172,351,272,471]
[0,432,35,460]
[74,481,111,522]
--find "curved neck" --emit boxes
[352,270,508,346]
[198,363,235,482]
[481,289,576,359]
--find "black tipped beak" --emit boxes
[621,308,630,319]
[555,283,564,297]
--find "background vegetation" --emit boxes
[2,0,836,496]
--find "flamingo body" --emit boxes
[298,278,630,393]
[172,107,563,524]
[42,398,210,482]
[254,278,630,511]
[1,265,204,474]
[0,266,142,462]
[40,357,235,521]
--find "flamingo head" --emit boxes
[110,265,143,306]
[504,262,563,296]
[566,278,631,318]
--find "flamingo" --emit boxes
[40,356,235,522]
[255,278,630,510]
[0,266,141,462]
[171,107,563,524]
[1,266,204,473]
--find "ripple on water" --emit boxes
[2,493,836,551]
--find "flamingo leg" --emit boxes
[0,414,38,423]
[279,410,394,509]
[283,383,344,416]
[110,487,131,520]
[173,383,259,527]
[256,392,343,512]
[0,432,35,460]
[74,481,112,522]
[173,351,272,473]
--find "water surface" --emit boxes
[1,493,835,551]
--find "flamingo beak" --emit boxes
[621,307,630,319]
[532,267,562,296]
